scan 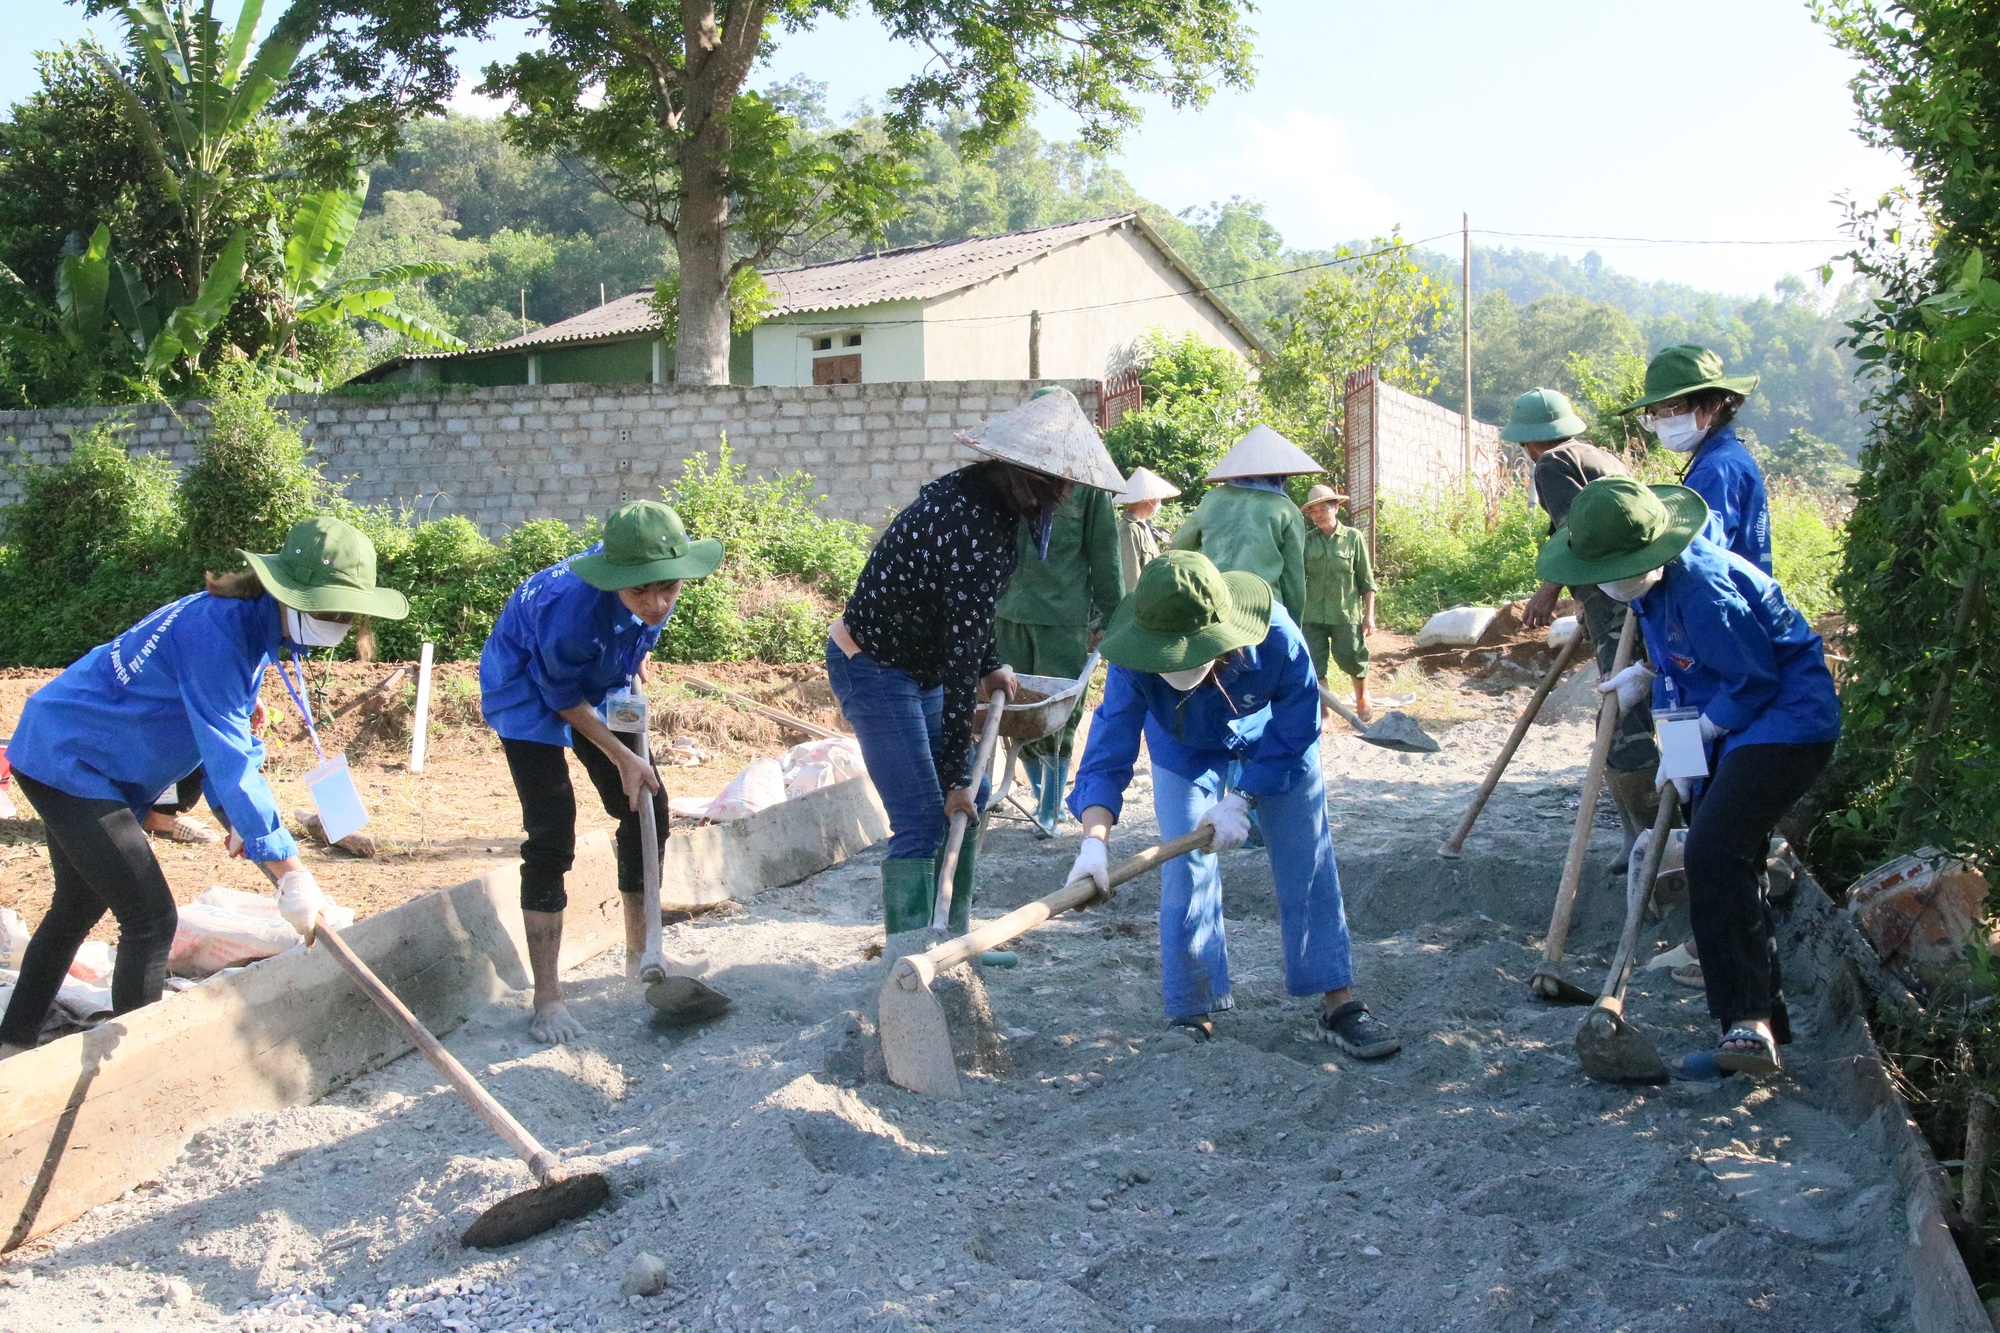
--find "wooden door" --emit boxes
[812,354,861,385]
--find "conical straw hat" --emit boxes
[958,387,1126,491]
[1113,466,1182,505]
[1205,424,1324,481]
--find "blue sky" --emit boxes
[5,1,1908,296]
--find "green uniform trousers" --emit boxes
[1302,621,1370,683]
[993,618,1091,832]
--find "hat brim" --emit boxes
[239,549,411,621]
[1534,486,1708,586]
[1301,492,1349,509]
[1098,571,1274,674]
[570,538,724,591]
[1499,415,1586,444]
[1619,372,1761,413]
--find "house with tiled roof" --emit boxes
[355,214,1263,389]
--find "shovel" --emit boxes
[623,705,732,1025]
[1319,683,1439,754]
[1575,786,1680,1083]
[930,682,1011,934]
[1529,613,1637,1004]
[882,828,1213,1098]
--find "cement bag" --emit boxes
[1845,849,1990,977]
[1547,615,1581,649]
[693,757,788,823]
[169,885,355,977]
[68,940,114,984]
[781,737,866,799]
[1416,605,1497,649]
[0,968,113,1030]
[0,908,29,972]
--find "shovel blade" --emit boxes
[644,975,733,1027]
[1574,1004,1669,1084]
[460,1172,611,1249]
[878,967,963,1099]
[1361,711,1440,754]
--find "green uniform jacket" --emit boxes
[1302,522,1375,624]
[995,486,1125,628]
[1169,483,1307,620]
[1118,515,1165,593]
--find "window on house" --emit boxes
[844,333,863,347]
[813,336,834,351]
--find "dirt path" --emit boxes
[0,674,1915,1332]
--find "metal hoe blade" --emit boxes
[461,1172,612,1249]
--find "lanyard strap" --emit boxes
[277,651,325,763]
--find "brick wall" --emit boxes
[0,379,1101,532]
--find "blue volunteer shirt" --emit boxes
[7,593,298,861]
[1068,605,1322,824]
[1681,424,1772,574]
[1633,534,1840,754]
[480,546,665,746]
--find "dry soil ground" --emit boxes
[0,641,1920,1332]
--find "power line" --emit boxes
[1473,229,1846,247]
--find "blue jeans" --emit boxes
[1151,749,1353,1021]
[826,640,987,862]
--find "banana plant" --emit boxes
[267,175,466,366]
[45,222,249,380]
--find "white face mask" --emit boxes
[1159,662,1214,692]
[1649,411,1704,453]
[1597,569,1663,603]
[284,607,352,648]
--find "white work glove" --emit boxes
[1066,837,1109,897]
[1197,792,1253,854]
[277,869,328,938]
[1596,663,1658,712]
[1658,774,1693,805]
[1698,713,1727,744]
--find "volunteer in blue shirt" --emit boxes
[1062,551,1401,1059]
[1542,477,1839,1079]
[0,517,408,1058]
[1625,344,1773,575]
[481,500,721,1046]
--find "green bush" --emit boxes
[178,364,329,575]
[1374,488,1543,631]
[1103,330,1262,498]
[1767,483,1846,623]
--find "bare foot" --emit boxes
[529,1000,586,1045]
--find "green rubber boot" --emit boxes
[882,857,937,962]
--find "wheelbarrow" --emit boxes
[978,653,1100,841]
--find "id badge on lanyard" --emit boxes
[602,681,648,736]
[280,653,371,845]
[1654,706,1709,783]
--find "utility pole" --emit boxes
[1461,212,1473,484]
[1028,310,1043,380]
[519,288,528,338]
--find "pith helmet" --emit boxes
[1300,483,1348,510]
[959,387,1125,491]
[1501,387,1586,444]
[1206,424,1324,481]
[1113,466,1182,505]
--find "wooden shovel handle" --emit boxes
[933,685,1010,929]
[1318,683,1372,737]
[1600,784,1679,1004]
[904,829,1214,982]
[313,923,562,1185]
[1440,631,1584,856]
[1540,613,1638,970]
[679,674,843,741]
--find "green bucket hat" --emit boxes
[239,516,409,620]
[1620,344,1760,413]
[1535,476,1710,586]
[570,500,723,591]
[1098,550,1273,673]
[1500,387,1586,444]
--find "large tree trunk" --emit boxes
[675,154,734,386]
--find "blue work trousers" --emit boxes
[825,641,988,862]
[1150,750,1353,1021]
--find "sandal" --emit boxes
[1317,1001,1401,1060]
[1667,1049,1731,1081]
[153,814,220,844]
[1670,962,1705,989]
[1715,1025,1781,1077]
[1168,1016,1214,1042]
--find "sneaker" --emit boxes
[1317,1000,1401,1059]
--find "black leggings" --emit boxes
[0,772,179,1047]
[152,769,205,817]
[500,734,667,914]
[1686,740,1835,1032]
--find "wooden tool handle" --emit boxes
[1440,631,1584,857]
[1317,683,1372,737]
[932,685,1010,930]
[680,674,842,740]
[1600,785,1679,1003]
[1540,612,1638,968]
[906,829,1213,979]
[635,725,665,974]
[313,923,562,1184]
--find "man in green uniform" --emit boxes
[1113,466,1180,592]
[993,474,1126,834]
[1506,387,1661,858]
[1299,484,1377,723]
[1170,425,1322,622]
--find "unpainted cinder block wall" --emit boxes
[0,379,1101,533]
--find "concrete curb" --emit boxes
[661,775,888,909]
[0,831,624,1254]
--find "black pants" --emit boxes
[152,769,205,817]
[500,734,667,914]
[1686,740,1835,1031]
[0,772,179,1047]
